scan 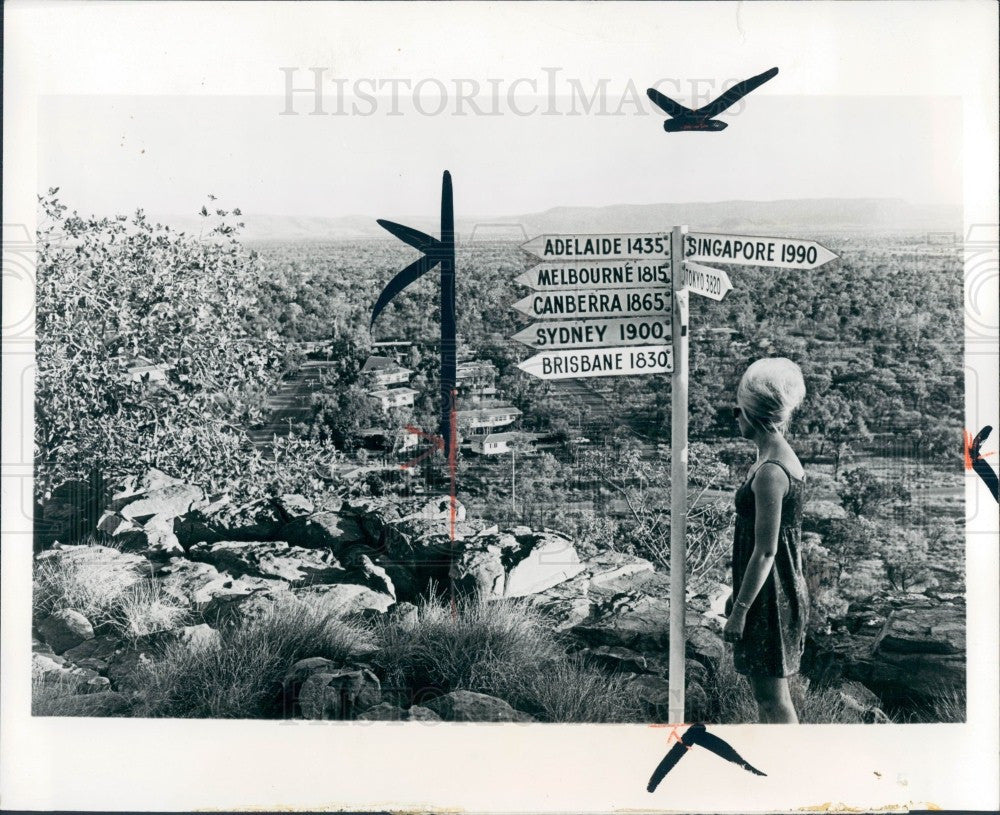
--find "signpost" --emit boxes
[511,316,672,349]
[510,225,839,723]
[521,232,672,261]
[516,260,670,290]
[685,231,837,270]
[681,260,733,302]
[517,345,673,380]
[511,288,671,320]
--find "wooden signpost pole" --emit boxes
[668,224,689,723]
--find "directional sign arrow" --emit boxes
[511,317,672,350]
[685,232,838,270]
[522,233,672,261]
[511,287,671,320]
[681,260,733,301]
[517,345,673,380]
[515,260,671,291]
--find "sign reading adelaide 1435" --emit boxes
[522,232,672,261]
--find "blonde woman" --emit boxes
[723,358,809,723]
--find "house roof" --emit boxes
[368,387,419,399]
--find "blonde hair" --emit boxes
[737,357,806,433]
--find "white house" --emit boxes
[457,404,522,433]
[361,356,413,387]
[368,387,418,411]
[469,432,522,455]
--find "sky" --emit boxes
[38,91,962,221]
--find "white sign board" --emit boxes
[517,345,673,380]
[511,317,672,349]
[515,261,670,290]
[685,231,838,269]
[522,232,672,261]
[681,260,733,301]
[511,287,671,319]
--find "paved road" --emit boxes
[248,359,337,446]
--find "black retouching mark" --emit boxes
[646,67,778,133]
[646,724,766,793]
[371,171,458,459]
[968,425,999,503]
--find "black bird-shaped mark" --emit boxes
[969,425,999,503]
[646,67,778,132]
[647,724,766,792]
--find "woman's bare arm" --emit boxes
[733,464,787,610]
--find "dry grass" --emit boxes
[371,592,646,721]
[33,539,148,622]
[105,579,190,642]
[129,594,373,718]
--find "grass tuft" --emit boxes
[129,594,373,718]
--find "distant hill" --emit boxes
[155,198,961,242]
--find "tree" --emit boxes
[880,527,932,591]
[838,466,911,517]
[35,192,288,500]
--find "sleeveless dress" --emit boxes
[728,459,809,678]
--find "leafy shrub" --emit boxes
[35,192,288,503]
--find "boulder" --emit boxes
[275,494,315,521]
[571,591,671,651]
[105,650,156,690]
[280,511,366,553]
[32,652,102,689]
[183,498,286,544]
[35,474,107,548]
[686,621,725,672]
[201,586,293,627]
[385,601,419,628]
[189,540,347,586]
[38,609,94,654]
[407,704,442,721]
[296,666,382,720]
[116,483,204,523]
[407,497,467,524]
[63,635,123,671]
[356,702,443,721]
[36,544,149,585]
[837,680,891,723]
[154,558,225,606]
[109,468,185,503]
[294,583,395,618]
[524,550,658,632]
[505,531,586,597]
[357,702,407,720]
[94,511,184,557]
[581,645,663,675]
[422,690,534,722]
[450,529,586,599]
[876,604,964,656]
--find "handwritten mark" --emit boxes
[372,171,457,458]
[965,426,999,503]
[646,67,778,132]
[646,723,766,792]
